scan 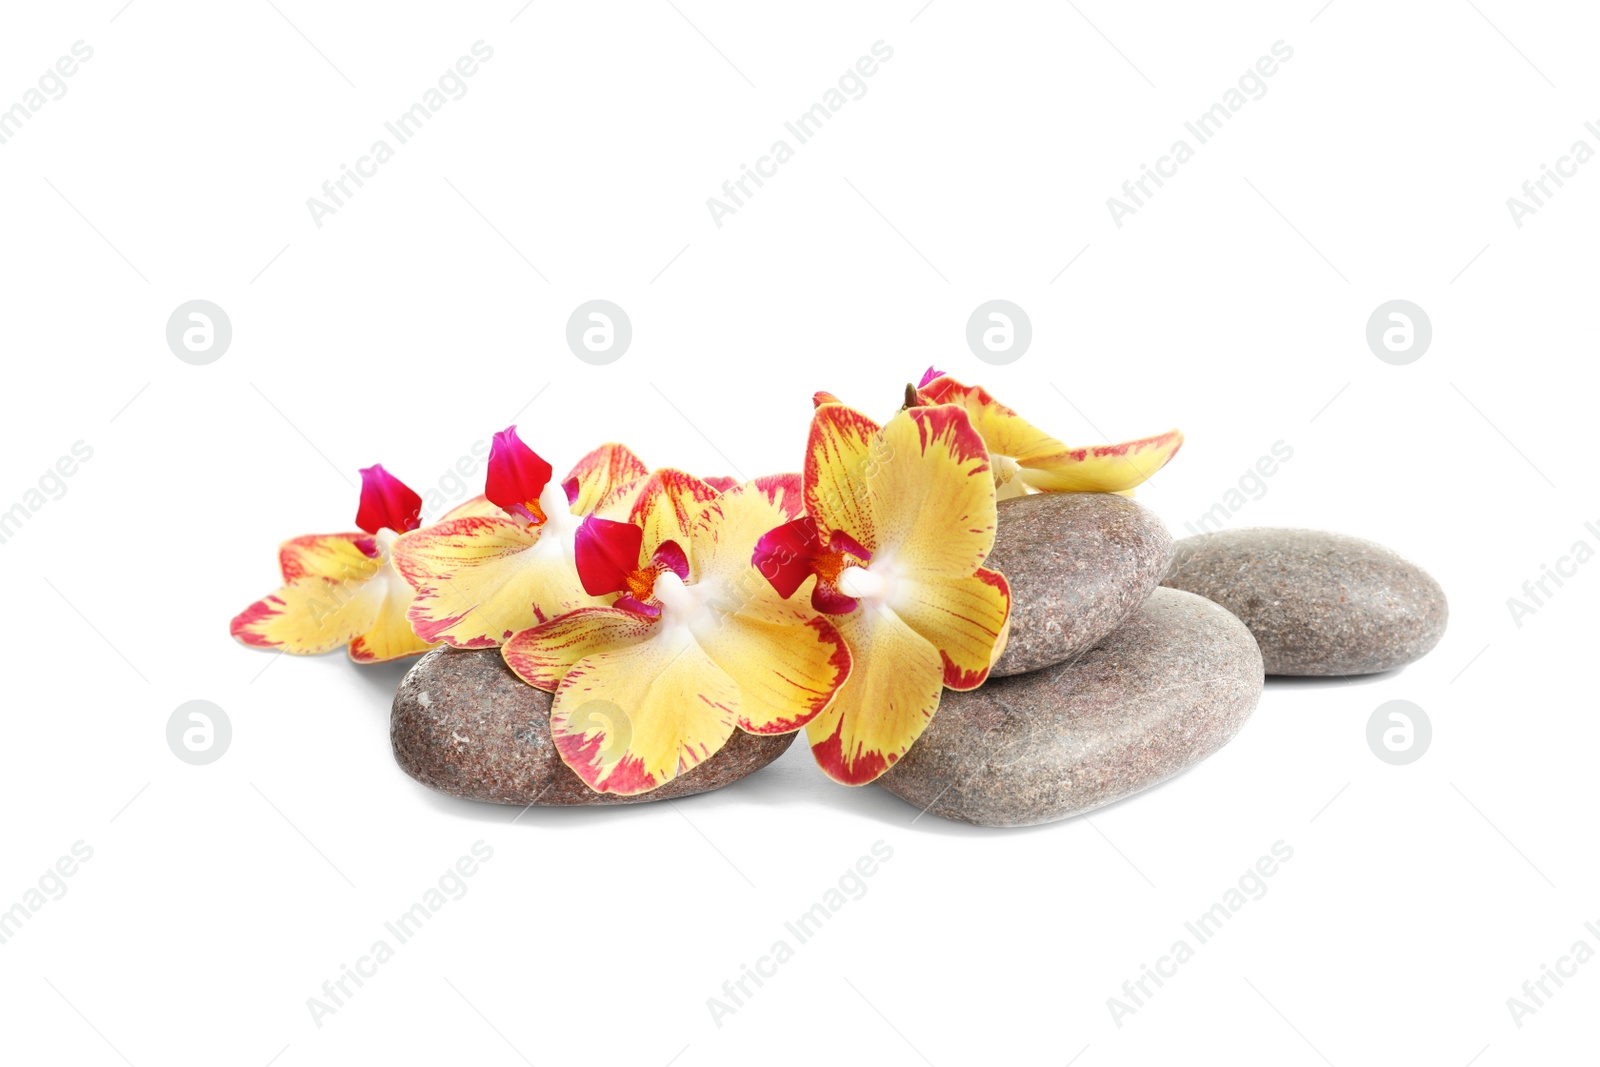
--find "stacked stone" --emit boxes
[390,498,1447,823]
[878,493,1259,826]
[881,504,1448,825]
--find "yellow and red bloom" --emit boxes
[913,368,1183,498]
[502,474,852,796]
[230,464,437,663]
[753,402,1011,785]
[389,430,648,648]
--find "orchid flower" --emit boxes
[388,430,654,647]
[753,402,1011,785]
[501,474,852,796]
[912,368,1183,498]
[230,465,437,663]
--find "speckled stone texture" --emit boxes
[1161,527,1447,676]
[880,588,1263,827]
[987,491,1174,677]
[392,647,795,805]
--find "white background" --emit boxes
[1,1,1594,1063]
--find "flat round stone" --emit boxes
[880,588,1263,827]
[392,647,795,805]
[987,492,1174,677]
[1161,527,1448,675]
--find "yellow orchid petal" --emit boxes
[869,404,997,579]
[390,515,601,647]
[348,567,438,663]
[277,532,382,585]
[891,567,1010,691]
[439,494,503,521]
[922,374,1183,493]
[804,403,884,551]
[687,475,851,734]
[231,574,383,656]
[501,606,656,691]
[1015,428,1185,493]
[564,443,649,515]
[598,467,719,556]
[804,605,943,785]
[919,376,1069,465]
[686,473,802,585]
[697,604,852,735]
[552,632,739,795]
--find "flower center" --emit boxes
[652,571,705,624]
[624,567,659,603]
[837,563,890,603]
[811,549,853,585]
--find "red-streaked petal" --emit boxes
[551,638,740,795]
[812,390,843,408]
[574,516,645,596]
[610,468,720,559]
[703,476,739,493]
[682,478,853,734]
[918,376,1068,465]
[804,403,883,552]
[391,516,597,647]
[502,607,658,691]
[1016,429,1186,493]
[485,426,554,524]
[440,494,504,522]
[356,465,422,534]
[231,575,383,655]
[750,472,804,507]
[893,567,1011,691]
[702,608,851,735]
[868,404,997,579]
[348,566,438,663]
[804,605,944,785]
[564,443,649,515]
[277,533,379,584]
[920,376,1184,492]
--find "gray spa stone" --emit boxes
[1161,528,1447,675]
[881,588,1263,827]
[987,492,1174,677]
[392,648,794,805]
